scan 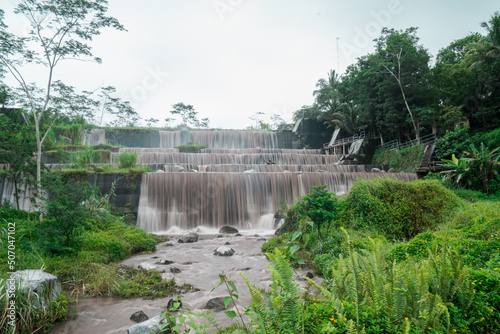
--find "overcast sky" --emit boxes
[2,0,499,129]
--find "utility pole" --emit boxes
[336,37,340,74]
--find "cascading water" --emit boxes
[136,129,418,233]
[160,130,279,149]
[83,129,106,146]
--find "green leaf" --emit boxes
[224,296,232,308]
[228,280,238,293]
[224,310,237,319]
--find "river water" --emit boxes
[50,231,280,334]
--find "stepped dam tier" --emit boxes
[137,170,417,232]
[123,129,418,233]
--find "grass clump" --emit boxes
[175,142,208,153]
[117,150,137,168]
[372,144,425,171]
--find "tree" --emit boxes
[170,102,209,128]
[0,115,37,209]
[96,86,140,127]
[374,27,431,140]
[248,111,269,130]
[145,118,159,127]
[465,11,500,69]
[0,0,125,213]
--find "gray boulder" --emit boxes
[8,270,61,307]
[170,267,181,274]
[130,310,149,323]
[172,165,185,172]
[243,169,257,173]
[218,225,239,234]
[204,297,233,311]
[371,167,382,172]
[128,315,169,334]
[156,169,165,173]
[388,168,397,173]
[214,246,235,256]
[155,259,174,265]
[138,262,159,271]
[178,231,199,243]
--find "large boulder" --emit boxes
[178,231,199,243]
[218,226,239,234]
[128,315,170,334]
[8,270,61,307]
[214,246,235,256]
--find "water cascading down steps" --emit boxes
[123,130,418,233]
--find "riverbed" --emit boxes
[50,231,275,334]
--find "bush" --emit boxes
[278,185,339,238]
[434,125,478,159]
[175,143,207,153]
[343,178,461,240]
[478,127,500,150]
[117,151,137,168]
[372,144,425,171]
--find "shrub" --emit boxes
[175,142,207,153]
[343,178,461,240]
[117,151,137,168]
[278,185,339,238]
[372,144,425,171]
[434,125,478,159]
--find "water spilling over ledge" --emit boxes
[137,171,418,232]
[127,129,420,232]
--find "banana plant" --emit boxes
[441,153,471,185]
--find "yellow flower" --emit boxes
[473,290,476,293]
[405,317,408,321]
[344,318,347,321]
[334,319,337,323]
[472,282,475,285]
[491,309,494,312]
[453,329,457,332]
[313,303,316,305]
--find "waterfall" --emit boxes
[137,171,417,232]
[0,178,36,211]
[160,130,279,149]
[83,129,106,146]
[135,130,418,232]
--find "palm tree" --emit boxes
[465,11,500,69]
[313,70,341,114]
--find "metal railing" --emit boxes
[376,133,437,152]
[323,130,377,148]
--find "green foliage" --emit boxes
[279,185,339,239]
[441,143,500,193]
[478,127,500,150]
[39,173,94,254]
[117,150,137,169]
[344,178,461,240]
[435,126,479,159]
[0,280,68,334]
[372,144,425,171]
[170,102,210,128]
[175,143,208,153]
[0,114,37,209]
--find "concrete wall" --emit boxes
[86,173,142,216]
